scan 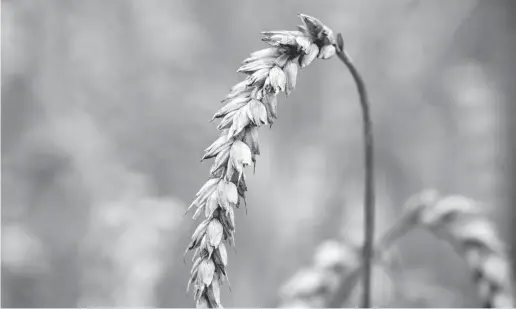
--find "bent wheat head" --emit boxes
[279,190,515,308]
[406,191,514,308]
[184,14,337,308]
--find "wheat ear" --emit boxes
[279,190,514,308]
[184,14,337,308]
[404,190,515,308]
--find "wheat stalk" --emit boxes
[334,34,376,308]
[184,14,338,308]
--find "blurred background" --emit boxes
[2,0,516,307]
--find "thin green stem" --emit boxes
[335,40,375,308]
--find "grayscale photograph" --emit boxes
[2,0,516,307]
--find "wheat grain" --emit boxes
[184,14,337,308]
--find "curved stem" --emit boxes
[336,44,375,308]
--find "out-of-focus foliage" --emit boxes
[2,0,515,307]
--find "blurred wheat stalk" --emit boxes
[279,190,515,308]
[184,14,338,308]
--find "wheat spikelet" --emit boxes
[184,14,337,308]
[406,190,514,308]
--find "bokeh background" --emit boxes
[2,0,516,307]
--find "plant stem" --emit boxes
[336,43,375,308]
[327,203,418,307]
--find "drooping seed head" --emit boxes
[188,13,339,309]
